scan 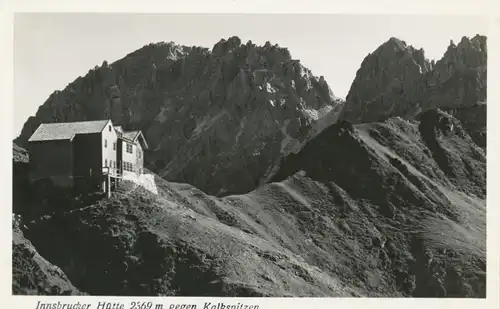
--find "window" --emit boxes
[123,161,134,172]
[105,159,108,167]
[113,142,116,150]
[104,139,107,148]
[126,143,133,154]
[109,125,111,132]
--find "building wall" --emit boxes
[117,137,123,175]
[73,133,102,190]
[101,121,118,176]
[136,143,144,174]
[28,140,74,188]
[121,139,143,177]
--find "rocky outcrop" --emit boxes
[420,35,486,111]
[13,143,31,217]
[12,215,84,295]
[13,143,29,163]
[443,102,486,148]
[340,37,432,123]
[15,37,342,196]
[340,35,486,123]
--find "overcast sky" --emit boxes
[13,13,488,137]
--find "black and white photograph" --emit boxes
[9,11,492,301]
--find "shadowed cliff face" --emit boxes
[442,102,486,149]
[340,35,486,124]
[19,108,485,297]
[15,37,343,196]
[13,143,31,217]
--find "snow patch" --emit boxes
[268,100,275,107]
[302,105,335,122]
[303,108,319,121]
[317,105,334,118]
[298,66,313,91]
[265,82,277,93]
[123,173,158,195]
[304,79,313,92]
[417,64,423,74]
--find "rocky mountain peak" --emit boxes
[212,36,242,55]
[434,35,487,79]
[381,36,408,51]
[340,36,432,123]
[339,35,486,124]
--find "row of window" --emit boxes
[104,139,118,150]
[126,143,133,153]
[104,139,133,153]
[104,159,138,173]
[123,161,134,172]
[104,159,117,169]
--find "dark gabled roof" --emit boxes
[28,120,110,142]
[121,130,139,141]
[119,130,149,150]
